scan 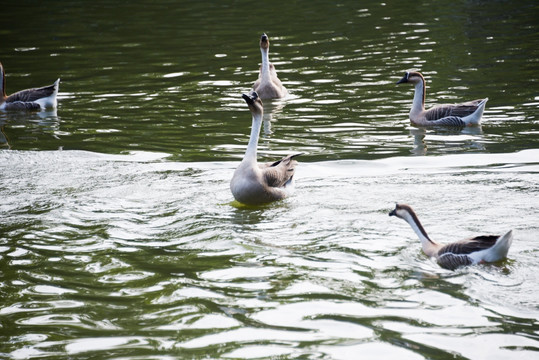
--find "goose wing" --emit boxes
[5,83,57,103]
[437,252,473,270]
[3,101,41,110]
[438,235,499,255]
[260,153,301,188]
[425,116,466,127]
[437,235,503,269]
[425,99,485,121]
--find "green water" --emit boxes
[1,1,538,359]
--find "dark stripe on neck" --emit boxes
[417,73,426,108]
[0,64,5,98]
[407,207,434,243]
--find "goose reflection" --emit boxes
[0,124,9,149]
[0,109,60,148]
[409,125,484,155]
[260,99,285,136]
[410,128,427,155]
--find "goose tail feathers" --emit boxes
[35,78,60,109]
[483,229,513,263]
[463,97,488,126]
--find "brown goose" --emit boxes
[252,34,287,99]
[0,62,60,111]
[230,91,300,205]
[389,204,513,270]
[396,71,487,127]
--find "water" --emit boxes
[1,1,538,359]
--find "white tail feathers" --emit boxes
[463,97,488,126]
[481,229,513,263]
[35,78,60,109]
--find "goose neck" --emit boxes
[244,112,263,162]
[402,211,438,256]
[260,48,271,81]
[0,65,5,98]
[411,79,426,114]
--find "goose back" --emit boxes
[260,153,300,188]
[5,83,58,103]
[438,235,499,256]
[424,99,486,121]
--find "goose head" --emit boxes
[242,91,263,116]
[260,33,270,50]
[396,71,424,85]
[389,203,414,219]
[389,203,434,244]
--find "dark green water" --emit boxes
[1,1,538,359]
[1,0,538,159]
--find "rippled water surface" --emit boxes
[1,1,538,359]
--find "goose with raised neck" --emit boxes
[0,62,60,111]
[252,33,287,99]
[230,91,300,205]
[396,71,487,127]
[389,203,513,270]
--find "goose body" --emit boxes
[396,71,487,127]
[252,34,287,99]
[230,91,300,205]
[0,62,60,111]
[389,203,513,270]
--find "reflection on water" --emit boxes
[410,128,427,155]
[1,150,538,359]
[1,0,538,359]
[0,126,9,149]
[0,110,60,150]
[409,125,485,155]
[0,0,537,160]
[261,99,286,136]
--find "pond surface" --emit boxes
[1,1,538,359]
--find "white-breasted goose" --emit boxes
[230,91,300,205]
[396,71,487,127]
[252,33,287,99]
[389,203,513,270]
[0,62,60,111]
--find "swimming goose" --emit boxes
[252,33,288,99]
[0,62,60,111]
[230,91,300,205]
[389,203,513,270]
[396,71,487,127]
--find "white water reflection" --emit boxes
[1,149,538,359]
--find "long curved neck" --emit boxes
[411,78,426,114]
[244,112,263,163]
[0,64,6,98]
[260,48,271,82]
[401,211,438,256]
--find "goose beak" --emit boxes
[389,209,397,217]
[242,91,259,105]
[396,73,409,85]
[260,33,269,49]
[242,93,254,105]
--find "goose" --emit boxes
[252,33,288,99]
[0,62,60,111]
[389,203,513,270]
[396,71,487,127]
[230,91,300,205]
